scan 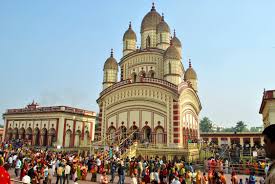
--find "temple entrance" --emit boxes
[155,126,164,144]
[41,128,48,146]
[75,130,81,147]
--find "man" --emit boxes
[63,162,71,184]
[262,124,275,184]
[110,159,117,183]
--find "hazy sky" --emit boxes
[0,0,274,128]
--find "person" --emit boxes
[171,176,181,184]
[231,171,238,184]
[100,171,109,184]
[118,162,125,184]
[262,124,275,183]
[110,159,117,183]
[56,164,64,184]
[248,171,256,184]
[239,178,243,184]
[64,162,71,184]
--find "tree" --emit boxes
[200,117,213,132]
[234,121,248,132]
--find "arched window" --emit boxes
[169,62,171,74]
[126,40,128,50]
[65,129,72,147]
[146,35,151,48]
[131,72,137,82]
[148,70,155,78]
[155,126,164,144]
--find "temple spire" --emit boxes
[110,48,113,57]
[151,2,156,11]
[189,59,192,68]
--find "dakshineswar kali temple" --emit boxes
[96,3,202,160]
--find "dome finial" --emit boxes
[110,48,114,57]
[161,13,164,21]
[189,59,192,68]
[174,29,176,37]
[129,21,132,29]
[151,2,156,11]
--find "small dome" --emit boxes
[141,3,162,33]
[164,41,181,60]
[104,49,118,70]
[156,14,170,33]
[172,30,182,47]
[123,22,137,41]
[184,60,197,80]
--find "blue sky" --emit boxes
[0,0,274,128]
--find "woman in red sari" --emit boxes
[20,160,29,181]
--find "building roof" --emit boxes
[3,102,96,117]
[141,3,162,33]
[184,60,197,80]
[156,14,170,33]
[164,42,181,60]
[123,22,137,41]
[104,49,118,70]
[259,90,275,113]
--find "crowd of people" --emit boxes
[0,124,274,184]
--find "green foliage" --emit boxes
[235,121,248,132]
[0,124,3,128]
[200,117,213,132]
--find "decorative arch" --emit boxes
[119,125,127,140]
[48,128,56,147]
[131,72,137,82]
[155,125,165,144]
[7,128,12,140]
[146,35,151,48]
[129,125,139,140]
[84,130,90,145]
[74,130,81,147]
[19,127,25,140]
[138,70,146,81]
[34,128,40,146]
[12,128,18,140]
[65,129,72,147]
[142,126,152,142]
[107,126,116,144]
[148,70,155,78]
[41,128,48,146]
[26,127,32,141]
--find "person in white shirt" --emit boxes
[64,162,71,184]
[15,158,22,177]
[22,175,31,184]
[171,176,181,184]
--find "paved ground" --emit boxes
[9,168,262,184]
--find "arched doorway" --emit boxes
[142,126,151,142]
[84,131,89,145]
[108,126,116,144]
[19,128,25,140]
[41,128,48,146]
[34,128,40,146]
[48,128,56,147]
[155,126,164,144]
[130,125,139,140]
[65,129,72,147]
[7,128,12,141]
[120,126,127,140]
[74,130,81,147]
[138,71,146,81]
[12,128,18,140]
[26,127,32,143]
[148,70,155,78]
[131,72,137,82]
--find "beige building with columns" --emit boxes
[96,4,201,160]
[3,101,96,149]
[259,89,275,128]
[200,132,264,147]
